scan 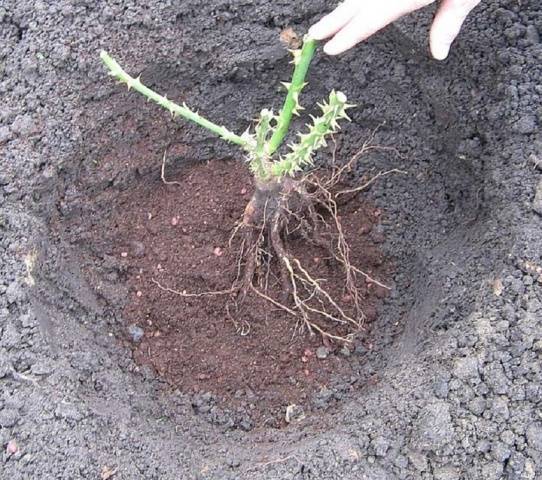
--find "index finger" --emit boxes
[322,0,434,55]
[308,0,362,40]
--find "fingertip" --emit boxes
[431,42,450,61]
[323,41,343,56]
[308,0,359,42]
[430,0,481,61]
[308,23,325,40]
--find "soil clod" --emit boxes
[316,346,330,359]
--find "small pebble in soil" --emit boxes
[316,346,330,359]
[136,291,142,297]
[127,324,144,343]
[213,247,223,257]
[285,404,305,423]
[340,346,351,357]
[120,251,128,258]
[171,216,179,226]
[492,278,504,296]
[240,188,247,195]
[6,439,18,455]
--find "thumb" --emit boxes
[430,0,481,60]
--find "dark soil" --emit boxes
[1,0,541,479]
[70,157,388,425]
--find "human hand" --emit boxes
[308,0,481,60]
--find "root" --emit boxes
[152,138,400,344]
[336,168,406,198]
[151,278,235,297]
[269,212,292,299]
[160,150,182,186]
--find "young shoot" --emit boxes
[100,36,352,183]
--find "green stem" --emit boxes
[100,51,250,148]
[271,91,351,178]
[250,109,273,179]
[266,37,317,155]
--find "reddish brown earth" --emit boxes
[86,160,390,422]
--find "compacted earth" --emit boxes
[1,0,541,479]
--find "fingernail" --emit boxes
[323,41,341,55]
[431,43,450,61]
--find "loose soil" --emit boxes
[82,158,388,424]
[2,0,541,478]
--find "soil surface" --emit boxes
[63,157,388,426]
[1,0,541,479]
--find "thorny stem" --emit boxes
[100,51,251,148]
[271,90,351,177]
[267,37,317,155]
[251,109,275,180]
[100,39,351,182]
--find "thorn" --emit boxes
[281,82,292,91]
[334,91,347,103]
[292,92,303,115]
[288,49,302,65]
[260,108,273,119]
